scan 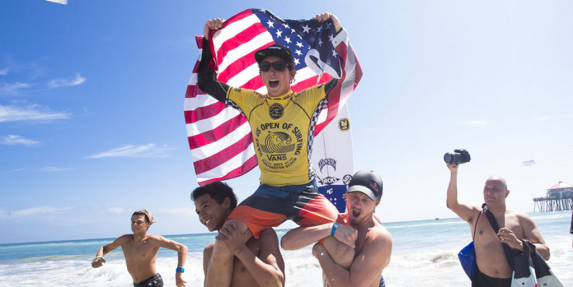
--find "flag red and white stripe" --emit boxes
[184,9,362,186]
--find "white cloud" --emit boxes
[0,206,73,219]
[0,82,31,95]
[41,166,73,172]
[87,144,172,159]
[159,208,195,216]
[0,68,8,75]
[46,0,68,4]
[533,116,551,122]
[0,104,72,122]
[0,134,40,146]
[463,120,489,127]
[108,207,125,214]
[2,60,45,79]
[47,73,86,88]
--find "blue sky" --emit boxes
[0,0,571,244]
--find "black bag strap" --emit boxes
[472,210,482,241]
[482,203,515,270]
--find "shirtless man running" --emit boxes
[446,163,550,286]
[91,209,188,287]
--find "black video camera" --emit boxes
[444,149,471,164]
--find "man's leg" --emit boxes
[205,219,249,287]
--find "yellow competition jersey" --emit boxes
[227,86,328,186]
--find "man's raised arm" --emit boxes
[446,163,479,223]
[197,19,230,103]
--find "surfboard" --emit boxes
[311,104,353,213]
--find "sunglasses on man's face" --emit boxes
[259,61,289,72]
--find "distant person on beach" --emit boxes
[446,163,550,286]
[91,209,188,287]
[198,12,357,286]
[570,210,573,249]
[281,170,393,287]
[191,182,285,287]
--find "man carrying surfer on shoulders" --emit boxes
[446,163,550,286]
[281,170,392,287]
[192,182,285,287]
[91,209,188,287]
[198,12,359,286]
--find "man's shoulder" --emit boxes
[144,234,165,243]
[369,222,392,243]
[508,209,536,225]
[293,83,326,98]
[358,218,392,247]
[203,242,215,255]
[502,207,527,219]
[229,87,264,98]
[116,234,133,243]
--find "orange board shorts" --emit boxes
[227,181,339,239]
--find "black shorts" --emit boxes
[472,269,511,287]
[134,273,163,287]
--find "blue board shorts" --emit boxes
[227,181,339,238]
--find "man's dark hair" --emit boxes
[191,182,238,211]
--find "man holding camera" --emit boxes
[446,162,550,286]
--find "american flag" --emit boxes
[185,8,362,186]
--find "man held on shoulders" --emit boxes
[446,163,549,287]
[197,12,357,286]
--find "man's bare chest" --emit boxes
[475,214,523,244]
[122,242,158,259]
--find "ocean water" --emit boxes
[1,211,571,287]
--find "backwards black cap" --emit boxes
[254,44,294,65]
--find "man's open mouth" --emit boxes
[352,210,362,218]
[269,80,279,88]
